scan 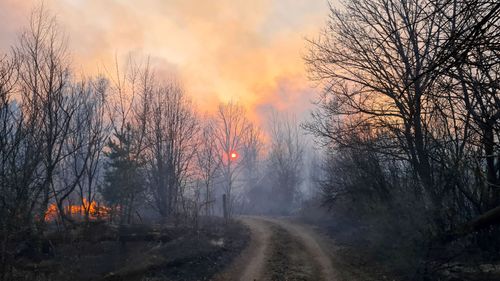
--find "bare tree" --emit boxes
[305,0,500,277]
[267,112,304,215]
[74,78,109,222]
[305,0,459,215]
[196,120,221,216]
[429,0,500,75]
[241,123,263,210]
[143,79,199,221]
[0,53,23,280]
[213,101,250,218]
[15,5,78,230]
[100,57,152,223]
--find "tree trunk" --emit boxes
[222,194,228,221]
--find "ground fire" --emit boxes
[44,199,110,222]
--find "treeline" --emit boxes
[305,0,500,278]
[0,5,305,278]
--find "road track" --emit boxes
[216,216,337,281]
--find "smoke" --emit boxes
[0,0,327,126]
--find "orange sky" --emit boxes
[0,0,329,124]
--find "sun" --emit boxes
[230,151,238,160]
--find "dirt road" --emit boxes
[216,216,337,281]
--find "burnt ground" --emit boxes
[297,217,500,281]
[296,217,405,281]
[318,227,401,281]
[138,221,249,281]
[8,217,250,281]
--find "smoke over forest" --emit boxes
[1,1,500,281]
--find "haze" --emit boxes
[0,0,328,123]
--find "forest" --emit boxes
[1,0,500,280]
[303,0,500,279]
[0,4,306,280]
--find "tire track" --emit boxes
[217,216,336,281]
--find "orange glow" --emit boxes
[0,0,327,127]
[230,151,238,160]
[45,199,110,222]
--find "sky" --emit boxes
[0,0,330,124]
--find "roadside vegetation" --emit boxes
[303,0,500,280]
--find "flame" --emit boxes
[45,199,110,222]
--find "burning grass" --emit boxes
[44,199,111,222]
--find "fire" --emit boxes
[45,199,110,222]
